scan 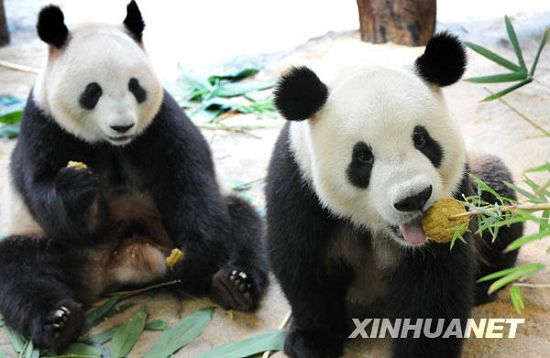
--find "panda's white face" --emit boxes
[290,66,466,247]
[34,23,163,146]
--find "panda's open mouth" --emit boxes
[390,215,428,246]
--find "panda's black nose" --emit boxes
[110,124,134,133]
[394,185,432,212]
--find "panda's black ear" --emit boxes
[415,32,467,87]
[123,0,145,43]
[274,66,328,121]
[37,5,69,48]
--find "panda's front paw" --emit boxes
[285,326,344,358]
[211,267,259,312]
[55,167,99,216]
[31,300,84,353]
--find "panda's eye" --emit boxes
[129,78,147,103]
[79,82,102,110]
[353,142,374,164]
[413,127,427,149]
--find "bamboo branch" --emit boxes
[261,310,292,358]
[451,203,550,218]
[0,60,40,74]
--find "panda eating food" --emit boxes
[266,33,523,358]
[0,1,267,352]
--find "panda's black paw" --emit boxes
[31,300,84,353]
[55,167,99,216]
[285,326,343,358]
[211,267,258,312]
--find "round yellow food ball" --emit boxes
[422,198,469,243]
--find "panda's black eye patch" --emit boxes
[347,141,374,188]
[128,78,147,103]
[412,125,442,167]
[79,82,102,110]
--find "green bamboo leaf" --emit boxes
[510,286,525,314]
[488,263,544,293]
[505,16,527,71]
[88,325,121,344]
[504,181,543,203]
[110,306,147,358]
[465,72,527,83]
[464,41,521,71]
[504,228,550,252]
[0,348,5,358]
[5,325,26,354]
[62,343,101,357]
[144,319,167,331]
[196,329,285,358]
[525,162,550,173]
[83,296,121,331]
[213,80,276,98]
[0,111,23,125]
[477,263,544,283]
[208,67,261,84]
[469,174,505,203]
[482,78,533,101]
[143,307,215,358]
[530,28,549,76]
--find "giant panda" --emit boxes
[266,33,523,358]
[0,1,267,352]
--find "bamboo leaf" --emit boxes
[465,72,527,83]
[478,263,544,283]
[481,78,533,101]
[143,307,215,358]
[109,306,147,358]
[5,325,26,354]
[464,41,521,71]
[530,28,550,76]
[87,325,121,344]
[524,162,550,173]
[510,286,525,314]
[505,16,527,71]
[488,264,544,293]
[213,80,276,98]
[0,123,21,139]
[62,343,101,357]
[196,329,285,358]
[83,296,121,332]
[144,319,167,331]
[504,228,550,252]
[208,67,261,84]
[0,111,23,125]
[504,181,543,203]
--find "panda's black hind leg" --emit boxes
[210,195,268,311]
[468,153,524,304]
[0,236,85,353]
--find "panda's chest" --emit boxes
[91,154,153,190]
[328,225,402,309]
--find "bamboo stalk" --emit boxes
[450,203,550,219]
[0,60,40,74]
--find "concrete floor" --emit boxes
[0,1,549,357]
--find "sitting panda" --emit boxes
[0,1,267,352]
[266,33,523,358]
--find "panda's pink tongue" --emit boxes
[399,217,427,246]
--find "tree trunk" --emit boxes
[356,0,436,46]
[0,0,10,46]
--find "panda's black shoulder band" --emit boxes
[274,66,328,121]
[415,32,467,87]
[37,5,69,48]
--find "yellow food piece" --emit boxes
[166,248,184,268]
[422,198,469,243]
[67,161,88,170]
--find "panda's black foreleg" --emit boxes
[209,195,268,312]
[387,243,475,358]
[0,236,85,353]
